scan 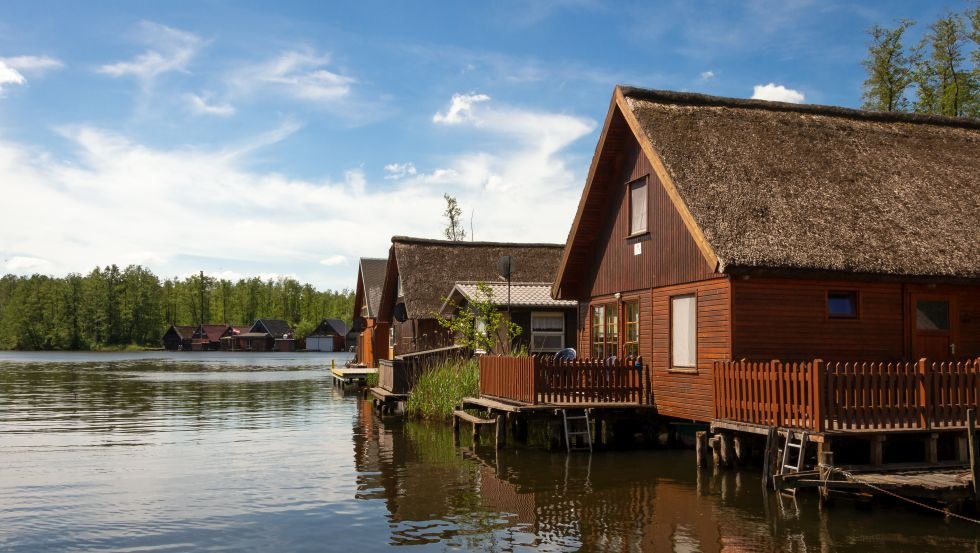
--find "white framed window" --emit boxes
[671,295,697,368]
[629,178,648,235]
[531,312,565,352]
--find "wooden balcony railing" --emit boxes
[713,358,980,432]
[480,355,647,405]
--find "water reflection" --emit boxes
[354,400,980,552]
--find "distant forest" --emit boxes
[0,265,354,350]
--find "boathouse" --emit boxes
[439,281,577,354]
[352,257,391,367]
[191,324,234,351]
[474,86,979,464]
[235,319,295,352]
[377,237,566,357]
[305,318,348,352]
[162,325,197,351]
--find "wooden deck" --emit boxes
[330,366,377,386]
[462,395,658,414]
[479,355,649,406]
[787,467,973,503]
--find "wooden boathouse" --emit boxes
[352,257,390,367]
[471,86,979,487]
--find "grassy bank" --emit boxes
[406,358,479,420]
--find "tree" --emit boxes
[442,193,466,241]
[861,20,915,111]
[436,282,520,354]
[912,13,978,117]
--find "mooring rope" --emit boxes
[820,465,980,525]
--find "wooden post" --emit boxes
[774,360,784,428]
[709,436,721,467]
[733,435,744,466]
[696,431,708,468]
[762,426,777,490]
[967,409,978,508]
[870,435,886,466]
[917,358,929,430]
[472,420,479,444]
[818,451,835,505]
[926,432,939,464]
[811,359,824,432]
[955,435,969,463]
[495,415,505,449]
[719,432,734,468]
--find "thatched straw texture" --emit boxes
[622,87,980,278]
[391,237,564,319]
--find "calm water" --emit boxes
[1,352,977,552]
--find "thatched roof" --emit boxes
[359,258,388,318]
[619,86,980,278]
[439,282,577,316]
[384,237,565,319]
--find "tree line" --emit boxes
[862,4,980,116]
[0,265,354,350]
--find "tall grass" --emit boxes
[406,358,479,420]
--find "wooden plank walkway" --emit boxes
[791,468,972,502]
[463,395,657,414]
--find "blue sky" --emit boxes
[0,0,971,290]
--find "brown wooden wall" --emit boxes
[577,277,730,422]
[586,137,715,298]
[731,278,980,361]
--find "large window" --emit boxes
[629,178,648,235]
[592,304,618,359]
[624,301,639,357]
[530,312,565,352]
[671,295,697,368]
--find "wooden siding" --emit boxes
[650,278,731,422]
[587,137,715,298]
[731,278,980,361]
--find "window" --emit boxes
[624,301,639,357]
[592,305,606,359]
[827,291,858,319]
[592,304,618,358]
[629,178,648,235]
[530,312,565,352]
[916,299,950,331]
[671,295,697,368]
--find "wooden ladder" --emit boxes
[558,408,593,453]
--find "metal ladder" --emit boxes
[558,408,593,452]
[778,430,809,493]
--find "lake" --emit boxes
[1,352,977,551]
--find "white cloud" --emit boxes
[700,70,715,80]
[186,92,235,116]
[433,93,491,124]
[0,95,594,289]
[233,49,354,104]
[1,256,52,272]
[0,55,64,93]
[383,162,417,180]
[319,255,348,266]
[751,82,805,103]
[97,22,203,80]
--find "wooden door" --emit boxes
[910,293,958,360]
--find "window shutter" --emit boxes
[671,295,697,367]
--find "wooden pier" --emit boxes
[330,366,377,387]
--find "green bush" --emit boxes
[365,371,379,387]
[406,358,479,420]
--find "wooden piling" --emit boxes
[709,436,721,467]
[870,435,886,466]
[452,410,460,445]
[719,432,734,468]
[733,435,744,466]
[696,431,708,468]
[761,427,777,490]
[968,409,978,508]
[926,433,939,465]
[495,415,505,449]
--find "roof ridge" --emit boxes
[392,235,564,248]
[619,85,980,130]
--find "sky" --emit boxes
[0,0,972,290]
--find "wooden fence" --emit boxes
[379,345,466,394]
[480,355,647,405]
[714,358,980,432]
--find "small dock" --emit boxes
[330,366,376,387]
[368,386,408,414]
[785,466,973,504]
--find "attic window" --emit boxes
[827,291,858,319]
[629,178,648,235]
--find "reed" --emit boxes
[406,358,479,420]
